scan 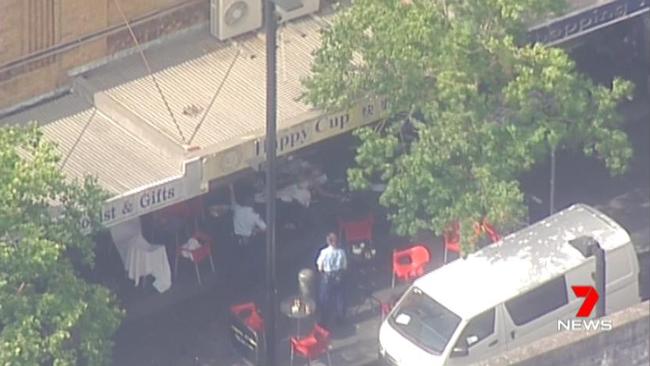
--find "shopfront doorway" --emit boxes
[569,13,650,97]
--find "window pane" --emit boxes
[457,308,495,347]
[505,276,568,326]
[389,287,462,355]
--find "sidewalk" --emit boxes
[111,214,407,366]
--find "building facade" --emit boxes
[1,0,648,114]
[0,0,648,231]
[0,0,207,113]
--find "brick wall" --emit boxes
[0,0,207,113]
[472,302,650,366]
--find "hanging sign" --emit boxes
[528,0,650,45]
[79,158,203,231]
[201,97,389,184]
[80,179,184,232]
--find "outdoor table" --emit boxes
[371,283,409,320]
[280,295,315,337]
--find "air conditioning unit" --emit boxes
[210,0,262,41]
[276,0,320,24]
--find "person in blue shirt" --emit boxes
[316,232,348,327]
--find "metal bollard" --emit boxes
[298,268,316,301]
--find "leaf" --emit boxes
[303,0,633,252]
[0,126,123,366]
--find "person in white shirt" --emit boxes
[229,184,266,245]
[229,183,267,284]
[316,232,348,327]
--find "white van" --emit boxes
[378,204,641,366]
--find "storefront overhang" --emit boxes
[0,94,199,229]
[7,2,647,232]
[197,97,389,188]
[528,0,650,46]
[82,157,203,230]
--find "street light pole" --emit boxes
[264,0,278,364]
[264,1,303,365]
[549,145,556,215]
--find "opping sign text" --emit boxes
[528,0,650,45]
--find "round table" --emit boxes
[280,295,316,337]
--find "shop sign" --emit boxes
[528,0,650,45]
[253,112,352,158]
[202,97,389,183]
[80,179,184,232]
[79,158,203,231]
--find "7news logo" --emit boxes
[557,286,613,331]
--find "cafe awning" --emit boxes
[77,13,389,191]
[3,1,643,228]
[0,94,184,195]
[0,94,206,228]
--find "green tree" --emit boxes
[0,125,123,365]
[303,0,634,253]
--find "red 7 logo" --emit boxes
[572,285,599,318]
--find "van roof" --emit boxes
[413,204,631,319]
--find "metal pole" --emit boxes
[549,145,556,215]
[593,243,607,318]
[264,0,278,365]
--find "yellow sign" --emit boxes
[201,97,389,184]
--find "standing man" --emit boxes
[316,232,348,328]
[229,184,267,279]
[230,183,267,243]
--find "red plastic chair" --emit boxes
[443,222,461,264]
[174,230,215,285]
[381,303,393,319]
[480,220,501,243]
[230,302,265,333]
[337,214,374,246]
[379,295,404,320]
[392,244,431,288]
[290,324,332,366]
[443,220,501,263]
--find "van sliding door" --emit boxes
[502,275,575,350]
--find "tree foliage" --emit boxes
[303,0,634,253]
[0,125,123,365]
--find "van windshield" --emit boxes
[388,287,461,355]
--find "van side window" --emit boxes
[456,308,496,347]
[505,276,568,326]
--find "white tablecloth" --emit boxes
[255,184,312,207]
[110,218,172,293]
